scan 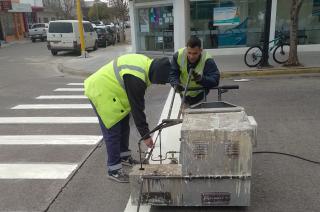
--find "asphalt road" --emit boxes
[0,41,319,212]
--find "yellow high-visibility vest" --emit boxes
[177,47,212,97]
[84,54,152,128]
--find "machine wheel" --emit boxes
[93,41,98,51]
[51,50,58,56]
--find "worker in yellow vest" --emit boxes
[169,36,220,105]
[84,54,171,183]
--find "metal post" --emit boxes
[76,0,87,57]
[259,0,272,67]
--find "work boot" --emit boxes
[108,169,129,183]
[121,156,139,167]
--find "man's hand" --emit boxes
[144,137,154,148]
[192,72,202,83]
[174,84,185,93]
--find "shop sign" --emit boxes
[213,7,240,26]
[8,3,32,13]
[0,0,12,11]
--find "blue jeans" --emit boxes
[91,103,131,173]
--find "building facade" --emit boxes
[129,0,320,55]
[0,0,32,42]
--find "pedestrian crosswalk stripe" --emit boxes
[67,83,84,86]
[0,135,102,145]
[36,95,87,99]
[0,164,78,179]
[54,88,84,92]
[12,104,92,109]
[0,117,98,124]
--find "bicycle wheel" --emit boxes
[273,44,290,64]
[244,46,263,67]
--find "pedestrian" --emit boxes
[84,54,171,183]
[169,36,220,106]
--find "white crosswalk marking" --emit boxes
[0,164,78,179]
[67,83,84,86]
[54,88,84,92]
[0,135,102,145]
[12,104,92,109]
[0,117,98,124]
[36,95,87,99]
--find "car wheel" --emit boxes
[93,41,98,51]
[51,50,58,56]
[32,38,36,43]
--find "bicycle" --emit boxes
[244,31,290,67]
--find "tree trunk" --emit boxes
[286,0,303,66]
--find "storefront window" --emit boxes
[137,6,174,52]
[1,13,15,36]
[276,0,320,45]
[190,0,267,49]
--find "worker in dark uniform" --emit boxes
[169,36,220,105]
[84,54,171,183]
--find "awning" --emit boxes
[8,3,32,13]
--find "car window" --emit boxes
[95,28,106,33]
[83,23,94,32]
[49,22,73,33]
[32,24,40,29]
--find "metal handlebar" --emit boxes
[183,85,239,101]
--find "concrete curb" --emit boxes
[59,62,320,79]
[221,66,320,78]
[57,63,93,78]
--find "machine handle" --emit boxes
[185,85,239,91]
[219,85,239,90]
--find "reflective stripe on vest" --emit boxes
[113,58,147,90]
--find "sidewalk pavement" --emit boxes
[58,43,320,77]
[0,38,30,48]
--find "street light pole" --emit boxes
[260,0,272,68]
[76,0,87,57]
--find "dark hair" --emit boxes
[186,36,201,48]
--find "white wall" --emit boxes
[173,0,190,51]
[20,0,43,7]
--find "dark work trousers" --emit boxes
[91,103,131,173]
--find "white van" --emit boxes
[47,20,98,56]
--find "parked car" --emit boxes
[29,23,48,42]
[47,20,98,56]
[94,26,116,47]
[105,26,117,45]
[94,26,107,47]
[91,20,104,27]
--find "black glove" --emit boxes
[174,84,185,93]
[192,72,202,83]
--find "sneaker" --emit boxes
[108,169,129,183]
[121,156,140,167]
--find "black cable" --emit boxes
[253,151,320,165]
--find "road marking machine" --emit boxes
[130,69,257,210]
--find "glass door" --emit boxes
[137,6,174,52]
